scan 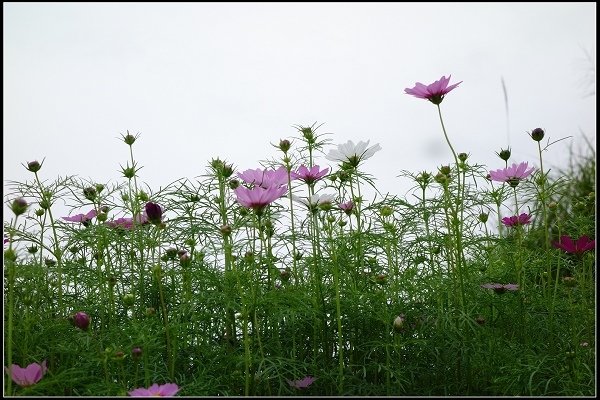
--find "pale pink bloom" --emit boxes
[106,213,148,229]
[489,162,535,183]
[287,375,316,389]
[128,383,180,397]
[62,209,97,223]
[293,193,336,209]
[326,140,381,167]
[404,75,462,104]
[290,165,329,185]
[339,201,354,215]
[4,360,47,387]
[238,166,289,188]
[501,213,532,227]
[234,186,287,210]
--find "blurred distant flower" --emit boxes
[489,162,535,187]
[145,202,163,225]
[339,200,354,215]
[291,165,329,185]
[404,75,462,105]
[501,213,532,227]
[326,140,381,168]
[287,376,316,390]
[128,383,179,397]
[238,166,289,188]
[234,186,287,210]
[552,235,595,255]
[73,311,90,331]
[62,209,97,224]
[481,283,519,294]
[4,360,47,387]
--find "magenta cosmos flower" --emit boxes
[501,213,532,227]
[404,75,462,105]
[287,376,316,389]
[552,235,595,255]
[4,360,47,387]
[238,166,289,188]
[489,162,535,186]
[128,383,180,397]
[62,209,97,224]
[234,186,287,210]
[290,165,329,185]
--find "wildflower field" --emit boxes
[3,76,596,396]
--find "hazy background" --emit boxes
[3,2,596,219]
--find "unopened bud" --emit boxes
[530,128,545,142]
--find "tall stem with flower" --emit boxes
[405,75,468,312]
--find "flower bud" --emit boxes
[496,148,511,161]
[478,213,489,223]
[122,293,135,308]
[145,202,163,225]
[393,315,405,333]
[26,160,42,173]
[457,153,468,162]
[95,183,105,194]
[220,224,232,236]
[27,245,39,254]
[123,132,137,145]
[146,307,156,317]
[475,316,486,325]
[73,311,90,331]
[138,191,149,202]
[83,187,97,201]
[11,198,28,216]
[439,165,452,176]
[35,209,45,217]
[279,139,291,153]
[380,206,393,217]
[228,179,240,190]
[530,128,545,142]
[280,267,291,282]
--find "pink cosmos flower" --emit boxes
[489,162,535,185]
[287,375,316,389]
[481,283,519,294]
[62,209,97,224]
[237,166,289,188]
[128,383,180,397]
[234,186,287,210]
[501,213,532,227]
[290,165,329,185]
[404,75,462,105]
[552,235,595,255]
[4,360,47,387]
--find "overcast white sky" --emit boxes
[3,2,596,218]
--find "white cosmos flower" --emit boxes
[292,193,336,208]
[325,140,382,167]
